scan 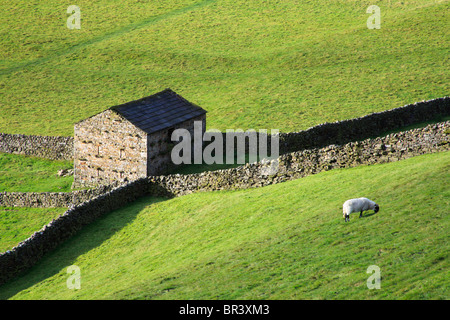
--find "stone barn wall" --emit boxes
[147,114,206,176]
[73,110,148,189]
[73,110,206,188]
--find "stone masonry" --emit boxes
[72,89,207,188]
[73,109,147,188]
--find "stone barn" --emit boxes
[72,89,207,188]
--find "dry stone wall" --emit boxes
[216,97,450,156]
[0,179,148,286]
[148,121,450,197]
[0,133,73,160]
[0,183,121,208]
[0,192,72,208]
[0,121,449,286]
[277,96,449,154]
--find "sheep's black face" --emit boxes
[374,204,379,213]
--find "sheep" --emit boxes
[342,197,379,222]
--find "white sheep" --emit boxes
[342,197,379,222]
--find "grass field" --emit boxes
[0,152,72,253]
[0,207,67,253]
[0,0,448,301]
[1,151,448,300]
[0,0,448,136]
[0,153,73,192]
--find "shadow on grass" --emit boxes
[371,115,450,139]
[0,196,167,300]
[167,153,262,175]
[361,212,377,219]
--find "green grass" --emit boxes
[0,0,448,300]
[0,152,71,252]
[1,151,448,299]
[0,0,448,136]
[0,207,67,253]
[0,153,73,192]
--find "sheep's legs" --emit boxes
[359,210,363,218]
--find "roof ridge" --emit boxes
[109,88,175,112]
[111,89,206,134]
[76,89,206,134]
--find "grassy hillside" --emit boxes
[0,153,72,250]
[1,0,448,136]
[1,151,448,300]
[0,207,67,253]
[0,153,73,192]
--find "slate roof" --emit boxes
[109,89,207,134]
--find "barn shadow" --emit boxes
[0,195,168,299]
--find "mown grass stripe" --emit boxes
[0,0,217,76]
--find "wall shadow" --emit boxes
[0,195,168,299]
